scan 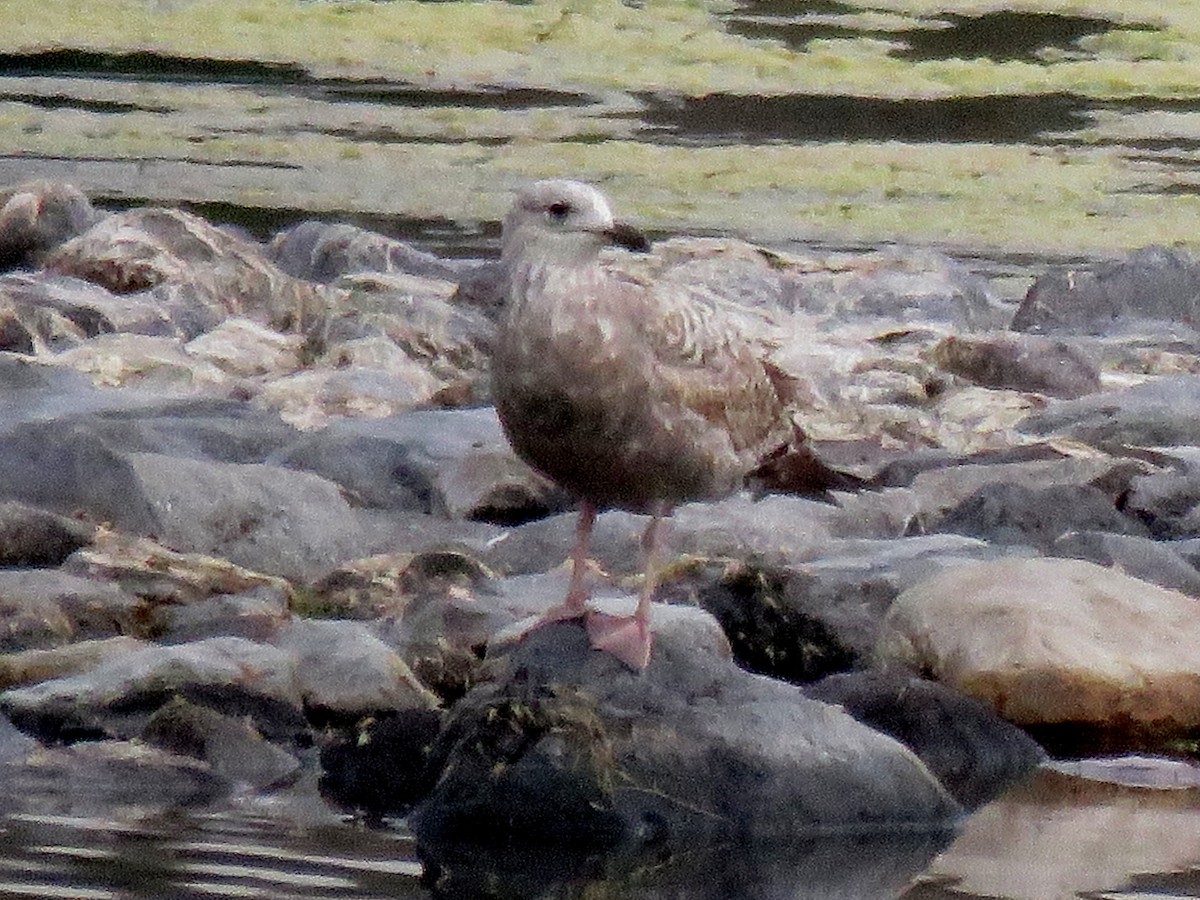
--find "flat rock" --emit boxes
[411,608,959,850]
[0,636,148,692]
[1050,531,1200,597]
[878,557,1200,744]
[1020,374,1200,450]
[930,481,1146,550]
[0,635,307,746]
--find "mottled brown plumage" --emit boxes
[493,179,821,668]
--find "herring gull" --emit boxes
[493,179,853,670]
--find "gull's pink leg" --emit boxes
[538,499,596,622]
[586,503,668,670]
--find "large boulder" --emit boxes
[410,607,959,852]
[878,557,1200,747]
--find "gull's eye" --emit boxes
[547,202,571,222]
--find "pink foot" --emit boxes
[586,611,653,670]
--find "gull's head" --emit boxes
[501,179,648,267]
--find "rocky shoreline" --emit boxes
[0,179,1198,870]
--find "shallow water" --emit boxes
[3,765,1200,900]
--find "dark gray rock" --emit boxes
[1019,376,1200,450]
[929,333,1100,398]
[1123,471,1200,540]
[0,502,95,567]
[154,585,291,643]
[1051,531,1200,597]
[871,443,1070,488]
[805,671,1045,810]
[411,611,960,851]
[931,482,1146,550]
[142,696,302,790]
[1012,245,1200,335]
[272,407,569,522]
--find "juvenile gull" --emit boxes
[494,179,848,670]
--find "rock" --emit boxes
[1050,531,1200,597]
[930,482,1146,550]
[0,181,103,271]
[782,246,1007,329]
[65,530,293,607]
[273,407,569,521]
[0,272,177,350]
[0,636,149,692]
[154,585,291,643]
[0,501,95,567]
[0,569,143,652]
[1045,754,1200,789]
[268,220,482,284]
[410,611,959,850]
[48,333,231,390]
[806,671,1045,809]
[318,707,445,818]
[272,619,439,720]
[871,443,1071,488]
[1123,470,1200,539]
[1012,245,1200,335]
[44,207,336,333]
[0,424,382,579]
[254,367,444,431]
[928,333,1100,398]
[0,636,307,747]
[878,557,1200,748]
[1019,375,1200,450]
[0,740,229,816]
[183,317,304,378]
[142,696,301,790]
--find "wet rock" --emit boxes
[0,740,229,816]
[1012,245,1200,335]
[1045,754,1200,789]
[0,569,142,652]
[319,707,445,818]
[411,610,959,850]
[878,557,1200,746]
[1050,531,1200,597]
[0,181,103,271]
[1019,375,1200,450]
[806,671,1045,810]
[0,501,95,567]
[44,207,336,333]
[272,619,439,720]
[0,636,308,747]
[142,696,301,790]
[0,636,149,692]
[930,482,1146,550]
[269,220,482,284]
[928,333,1100,398]
[273,407,569,522]
[0,713,36,764]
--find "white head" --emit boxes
[501,179,648,269]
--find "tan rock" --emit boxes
[878,557,1200,731]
